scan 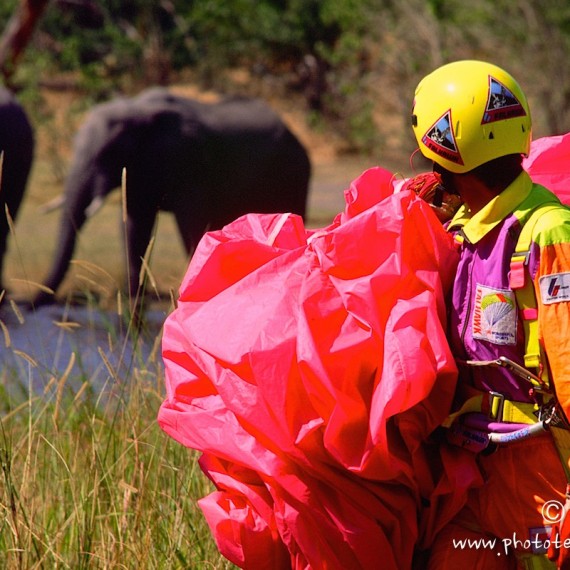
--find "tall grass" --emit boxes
[0,298,235,569]
[0,107,242,570]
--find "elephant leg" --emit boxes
[125,209,157,301]
[0,212,9,294]
[0,173,28,295]
[173,204,206,256]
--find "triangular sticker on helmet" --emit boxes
[482,76,527,124]
[422,110,464,166]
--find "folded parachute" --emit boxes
[157,166,482,569]
[525,131,570,204]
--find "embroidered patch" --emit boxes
[422,109,464,166]
[472,285,517,345]
[539,272,570,304]
[529,526,552,554]
[481,76,527,124]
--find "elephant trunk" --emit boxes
[33,174,97,306]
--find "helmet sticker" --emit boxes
[482,76,527,124]
[422,110,464,166]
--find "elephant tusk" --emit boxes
[38,193,65,214]
[85,195,105,218]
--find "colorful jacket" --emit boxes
[447,170,570,417]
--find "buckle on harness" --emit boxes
[465,356,548,392]
[539,399,570,429]
[495,356,543,387]
[488,391,505,421]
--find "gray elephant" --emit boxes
[0,88,35,295]
[34,88,311,306]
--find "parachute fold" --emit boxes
[524,132,570,204]
[157,167,480,569]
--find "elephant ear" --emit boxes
[100,98,191,171]
[68,105,121,172]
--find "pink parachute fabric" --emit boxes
[525,132,570,204]
[158,166,481,569]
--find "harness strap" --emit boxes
[442,392,541,427]
[511,201,570,480]
[551,427,570,481]
[509,203,560,376]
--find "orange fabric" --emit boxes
[427,430,566,568]
[547,486,570,568]
[427,523,517,570]
[461,437,565,539]
[536,242,570,420]
[525,134,570,424]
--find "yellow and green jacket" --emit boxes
[447,170,570,419]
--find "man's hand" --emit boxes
[404,172,462,223]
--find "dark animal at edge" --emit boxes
[33,88,311,306]
[0,87,35,295]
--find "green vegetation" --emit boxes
[0,298,235,569]
[0,144,228,566]
[2,0,568,154]
[0,2,569,567]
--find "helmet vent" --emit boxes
[488,131,494,140]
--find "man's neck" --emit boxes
[456,174,505,215]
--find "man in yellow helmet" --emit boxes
[411,60,570,569]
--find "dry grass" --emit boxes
[0,82,409,568]
[0,299,235,568]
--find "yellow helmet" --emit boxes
[411,60,531,173]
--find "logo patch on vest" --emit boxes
[422,110,464,166]
[481,76,527,124]
[539,272,570,304]
[472,285,517,345]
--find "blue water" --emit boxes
[0,303,169,399]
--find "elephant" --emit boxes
[33,87,311,307]
[0,88,35,295]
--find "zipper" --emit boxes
[459,229,474,358]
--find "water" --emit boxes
[0,302,167,398]
[0,156,390,398]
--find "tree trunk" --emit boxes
[0,0,50,86]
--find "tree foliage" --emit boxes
[1,0,569,154]
[0,0,50,85]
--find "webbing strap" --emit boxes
[442,395,483,427]
[551,427,570,481]
[516,277,542,370]
[442,393,540,427]
[501,399,542,424]
[510,204,560,376]
[510,202,570,480]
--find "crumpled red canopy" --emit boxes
[158,166,478,569]
[525,132,570,204]
[158,133,570,569]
